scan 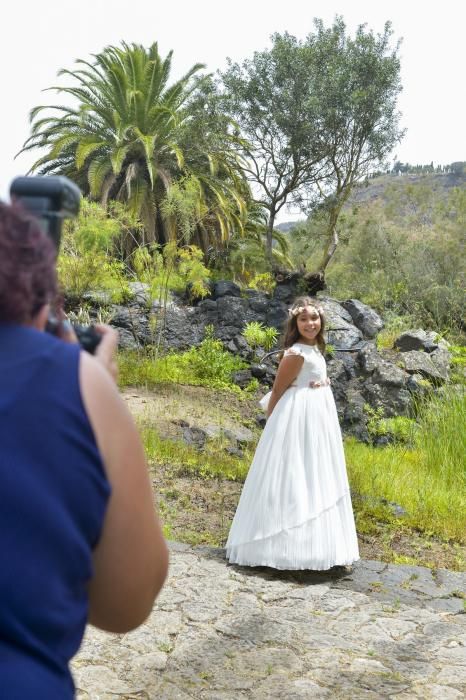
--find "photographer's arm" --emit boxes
[80,342,168,633]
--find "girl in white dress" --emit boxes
[226,297,359,570]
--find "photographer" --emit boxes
[0,201,169,697]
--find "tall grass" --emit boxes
[345,387,466,542]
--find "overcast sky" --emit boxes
[2,0,464,219]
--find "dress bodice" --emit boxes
[284,342,327,387]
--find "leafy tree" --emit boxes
[221,18,404,273]
[300,18,404,272]
[220,33,327,263]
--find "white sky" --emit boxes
[2,0,465,221]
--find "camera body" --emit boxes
[10,175,102,354]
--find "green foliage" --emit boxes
[221,18,403,264]
[247,272,275,295]
[141,427,251,482]
[21,42,251,252]
[376,313,419,350]
[57,253,125,301]
[65,199,121,253]
[66,306,113,327]
[118,326,247,392]
[364,404,385,438]
[364,404,417,444]
[244,377,260,393]
[219,222,292,283]
[160,177,202,243]
[58,200,130,301]
[450,345,466,385]
[130,241,210,302]
[416,386,466,479]
[242,322,279,352]
[348,387,466,543]
[177,246,211,301]
[321,184,466,334]
[378,416,417,444]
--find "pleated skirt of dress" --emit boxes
[225,385,360,570]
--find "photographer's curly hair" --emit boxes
[0,202,57,323]
[282,296,326,354]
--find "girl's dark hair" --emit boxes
[282,296,326,354]
[0,202,57,324]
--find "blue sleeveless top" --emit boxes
[0,324,110,698]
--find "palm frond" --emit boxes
[76,139,105,169]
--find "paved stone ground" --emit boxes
[73,542,466,699]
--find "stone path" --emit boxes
[73,543,466,699]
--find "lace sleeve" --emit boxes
[283,346,305,359]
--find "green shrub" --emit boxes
[119,326,247,392]
[58,252,129,302]
[242,321,279,352]
[130,241,210,303]
[450,345,466,385]
[376,312,419,350]
[58,199,131,302]
[378,416,417,443]
[364,404,417,444]
[247,272,275,294]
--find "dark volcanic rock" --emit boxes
[266,300,288,330]
[211,280,241,299]
[232,369,253,388]
[362,380,412,417]
[216,296,248,326]
[342,299,384,338]
[394,329,438,353]
[196,298,219,323]
[399,350,449,383]
[244,290,270,314]
[83,279,450,442]
[373,361,408,388]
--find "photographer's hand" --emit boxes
[58,319,79,344]
[93,324,119,382]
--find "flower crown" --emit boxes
[287,304,324,318]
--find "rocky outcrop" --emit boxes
[82,279,451,443]
[342,299,384,339]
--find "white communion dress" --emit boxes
[226,342,360,570]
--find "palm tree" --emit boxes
[19,42,249,250]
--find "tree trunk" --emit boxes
[155,207,167,246]
[319,223,339,272]
[265,210,276,266]
[317,198,344,273]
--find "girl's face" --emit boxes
[296,306,321,343]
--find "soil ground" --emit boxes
[122,386,465,572]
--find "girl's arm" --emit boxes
[267,354,304,418]
[79,333,169,634]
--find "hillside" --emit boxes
[276,170,466,233]
[350,170,466,208]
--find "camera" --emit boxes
[10,175,102,354]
